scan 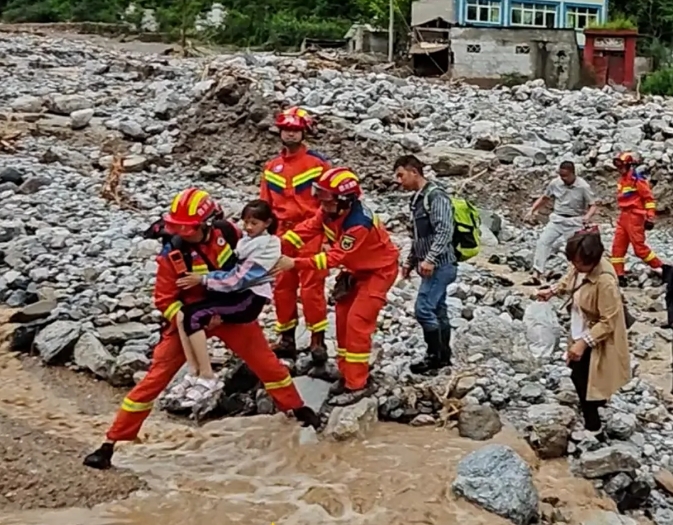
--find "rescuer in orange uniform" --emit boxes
[83,188,319,470]
[610,151,663,287]
[272,167,400,405]
[261,107,331,364]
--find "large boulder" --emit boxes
[452,444,539,525]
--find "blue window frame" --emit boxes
[565,4,601,29]
[465,0,502,24]
[510,2,557,28]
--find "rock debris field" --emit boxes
[3,30,673,524]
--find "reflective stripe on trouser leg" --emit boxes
[342,296,387,390]
[298,262,328,332]
[627,211,664,269]
[211,323,303,412]
[273,266,299,332]
[335,291,356,376]
[610,217,629,276]
[106,331,186,442]
[342,264,397,390]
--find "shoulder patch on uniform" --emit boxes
[306,149,330,162]
[340,234,356,251]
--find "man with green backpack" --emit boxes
[394,155,482,374]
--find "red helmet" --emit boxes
[164,188,220,235]
[614,151,640,167]
[275,106,313,131]
[312,167,362,201]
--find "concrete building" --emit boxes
[411,0,607,47]
[450,26,581,88]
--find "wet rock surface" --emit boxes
[2,31,673,523]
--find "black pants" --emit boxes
[181,291,267,335]
[569,345,606,432]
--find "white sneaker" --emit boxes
[164,373,197,400]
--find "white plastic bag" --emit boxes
[523,301,562,359]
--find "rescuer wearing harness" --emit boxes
[272,168,400,406]
[260,107,331,365]
[610,151,663,287]
[83,188,319,470]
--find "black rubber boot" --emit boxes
[329,377,346,396]
[439,324,452,367]
[410,329,443,375]
[83,442,114,470]
[272,330,297,360]
[308,331,328,365]
[329,378,377,406]
[294,406,321,429]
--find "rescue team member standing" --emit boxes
[261,107,330,364]
[394,155,457,374]
[524,161,597,286]
[272,168,400,404]
[610,151,663,287]
[83,188,319,470]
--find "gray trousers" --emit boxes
[533,214,584,274]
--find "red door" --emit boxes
[592,54,608,86]
[607,52,625,85]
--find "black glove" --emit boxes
[331,272,355,303]
[645,220,654,231]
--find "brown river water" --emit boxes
[0,324,623,525]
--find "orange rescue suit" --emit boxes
[106,224,304,442]
[282,200,400,390]
[610,169,662,275]
[260,144,330,335]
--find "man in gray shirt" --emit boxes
[394,155,456,374]
[524,161,597,285]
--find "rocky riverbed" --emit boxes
[2,30,673,524]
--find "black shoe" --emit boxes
[329,378,377,406]
[618,276,628,288]
[410,329,443,375]
[307,332,328,365]
[272,331,297,360]
[294,406,321,429]
[328,377,346,396]
[83,442,114,470]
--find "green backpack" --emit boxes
[423,185,482,262]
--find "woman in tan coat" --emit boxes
[538,230,631,434]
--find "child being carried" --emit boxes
[166,199,281,406]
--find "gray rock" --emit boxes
[606,412,637,440]
[653,508,673,525]
[70,108,94,129]
[108,351,151,386]
[73,332,115,379]
[119,120,147,141]
[527,403,576,428]
[47,94,92,115]
[577,443,641,478]
[458,404,503,441]
[452,444,539,525]
[11,94,42,113]
[34,321,82,363]
[324,397,378,441]
[97,322,151,344]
